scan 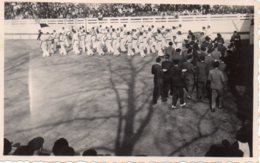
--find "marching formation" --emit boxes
[39,24,214,57]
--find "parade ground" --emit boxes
[4,40,244,156]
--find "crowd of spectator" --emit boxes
[5,2,254,20]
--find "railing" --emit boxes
[4,14,253,39]
[4,14,253,26]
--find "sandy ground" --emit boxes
[4,40,242,156]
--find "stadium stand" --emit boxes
[5,2,254,19]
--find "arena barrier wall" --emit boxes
[4,14,253,40]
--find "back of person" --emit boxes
[211,49,221,60]
[170,65,184,87]
[151,64,163,82]
[162,60,172,79]
[209,68,224,90]
[165,44,175,61]
[197,61,208,82]
[182,61,194,80]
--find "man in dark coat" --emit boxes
[161,54,172,101]
[151,57,163,104]
[197,55,208,101]
[170,59,186,109]
[164,42,176,61]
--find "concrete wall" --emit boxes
[4,14,253,40]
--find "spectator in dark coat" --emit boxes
[161,54,172,101]
[170,59,186,109]
[196,55,208,101]
[151,57,163,104]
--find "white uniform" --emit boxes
[126,34,134,56]
[72,32,80,55]
[80,31,86,53]
[47,34,54,55]
[52,32,58,52]
[112,31,120,56]
[96,33,104,55]
[138,35,145,57]
[119,31,126,52]
[132,32,139,54]
[165,32,173,45]
[147,31,156,54]
[156,33,164,56]
[40,34,50,57]
[105,32,114,54]
[59,34,67,55]
[85,34,94,55]
[175,34,183,49]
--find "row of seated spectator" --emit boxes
[4,137,99,156]
[5,2,254,20]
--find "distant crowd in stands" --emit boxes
[5,2,254,19]
[4,137,99,156]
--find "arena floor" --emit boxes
[4,40,242,156]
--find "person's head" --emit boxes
[176,48,181,53]
[177,31,181,35]
[173,59,179,66]
[213,60,219,68]
[27,137,44,151]
[199,55,205,61]
[157,29,161,34]
[217,33,221,38]
[124,24,126,27]
[4,138,12,155]
[222,140,230,148]
[139,32,143,35]
[169,42,173,46]
[202,26,206,30]
[82,149,98,156]
[201,47,206,52]
[187,48,193,54]
[172,26,176,29]
[156,57,161,63]
[207,25,211,29]
[179,24,182,27]
[127,31,130,35]
[52,138,69,155]
[236,127,249,143]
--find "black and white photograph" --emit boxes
[2,0,258,160]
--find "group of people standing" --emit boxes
[151,29,242,111]
[39,24,214,58]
